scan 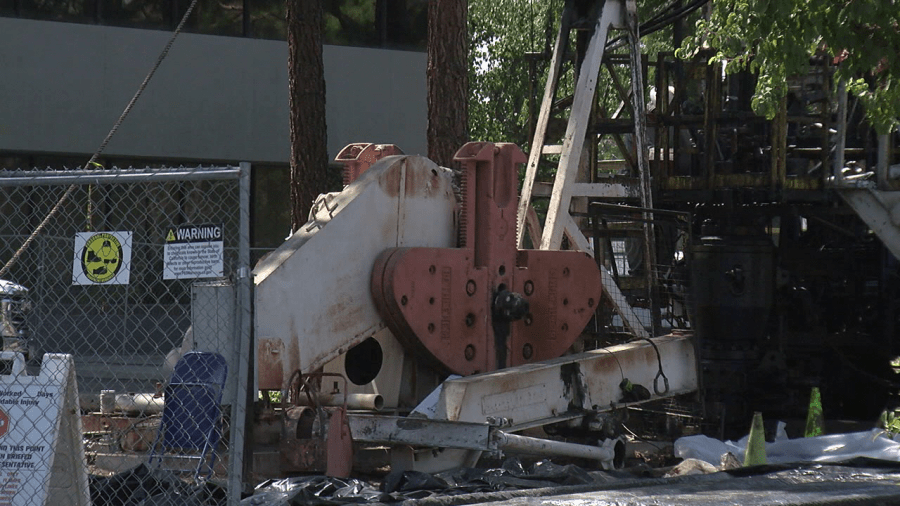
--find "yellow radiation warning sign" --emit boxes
[72,231,132,285]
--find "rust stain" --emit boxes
[257,337,285,390]
[403,158,446,198]
[379,157,404,198]
[327,281,365,335]
[287,320,301,386]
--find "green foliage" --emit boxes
[467,0,694,152]
[259,390,283,403]
[468,0,565,146]
[678,0,900,133]
[879,409,900,436]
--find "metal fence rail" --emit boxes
[583,202,693,346]
[0,165,250,505]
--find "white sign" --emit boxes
[72,231,133,285]
[164,224,224,280]
[0,353,89,506]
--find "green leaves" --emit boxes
[681,0,900,132]
[468,0,564,145]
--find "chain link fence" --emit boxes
[0,166,250,505]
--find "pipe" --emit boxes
[833,80,847,183]
[115,393,165,414]
[294,393,384,411]
[495,432,624,470]
[877,133,889,189]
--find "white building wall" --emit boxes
[0,18,427,163]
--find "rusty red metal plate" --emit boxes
[371,142,603,376]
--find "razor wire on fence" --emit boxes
[0,165,251,506]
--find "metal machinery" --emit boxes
[651,57,900,435]
[514,0,900,437]
[253,140,698,475]
[0,279,37,364]
[253,0,899,477]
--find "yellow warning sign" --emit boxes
[81,233,121,283]
[166,229,176,242]
[72,231,132,285]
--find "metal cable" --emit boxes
[606,0,709,50]
[632,336,670,396]
[0,0,200,279]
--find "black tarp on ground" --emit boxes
[96,458,900,505]
[401,459,900,506]
[89,464,228,506]
[240,460,600,505]
[240,458,900,506]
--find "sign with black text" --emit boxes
[164,224,224,280]
[0,353,89,506]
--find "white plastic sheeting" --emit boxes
[675,426,900,466]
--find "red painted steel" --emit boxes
[280,372,354,477]
[335,143,404,185]
[372,142,603,375]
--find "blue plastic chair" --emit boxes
[149,351,228,481]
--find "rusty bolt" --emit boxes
[465,313,475,327]
[563,298,568,306]
[522,343,533,360]
[429,297,435,305]
[429,265,436,274]
[401,295,408,306]
[524,314,533,326]
[563,267,570,276]
[464,345,476,361]
[561,323,568,331]
[498,265,506,276]
[466,280,477,296]
[524,280,534,296]
[588,298,595,308]
[428,323,435,333]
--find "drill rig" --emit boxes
[252,141,698,476]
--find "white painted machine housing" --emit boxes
[253,155,458,396]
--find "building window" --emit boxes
[248,0,284,40]
[324,0,426,50]
[18,0,96,23]
[98,0,171,30]
[0,0,426,49]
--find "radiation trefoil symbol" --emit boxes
[81,233,123,284]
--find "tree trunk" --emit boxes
[427,0,468,167]
[287,0,329,231]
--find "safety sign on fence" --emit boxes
[72,231,133,285]
[164,223,224,280]
[0,353,89,506]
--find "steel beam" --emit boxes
[435,334,696,426]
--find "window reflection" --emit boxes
[189,0,242,36]
[2,0,426,49]
[99,0,170,30]
[19,0,96,23]
[249,0,284,39]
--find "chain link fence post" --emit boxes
[0,166,250,505]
